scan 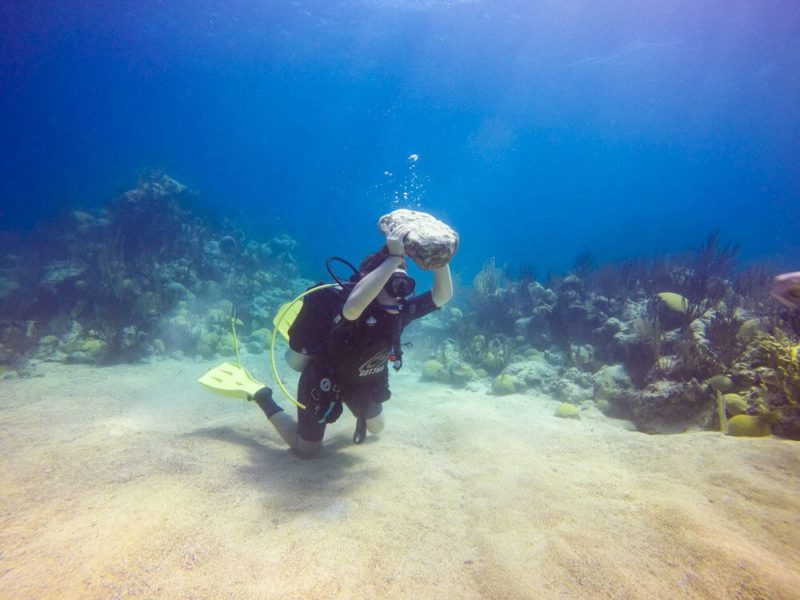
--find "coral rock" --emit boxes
[492,373,516,395]
[378,209,458,269]
[657,292,689,315]
[612,379,709,433]
[593,364,634,402]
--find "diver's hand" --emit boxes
[772,272,800,310]
[385,225,411,257]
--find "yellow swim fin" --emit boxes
[197,361,264,400]
[273,298,303,342]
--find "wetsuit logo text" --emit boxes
[358,349,390,377]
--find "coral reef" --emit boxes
[729,330,800,438]
[0,174,303,366]
[4,177,798,442]
[433,231,799,439]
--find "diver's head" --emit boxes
[377,269,415,313]
[358,245,400,276]
[383,270,416,297]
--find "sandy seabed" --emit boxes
[1,357,799,600]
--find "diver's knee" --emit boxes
[366,412,385,434]
[293,438,322,459]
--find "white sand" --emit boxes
[1,358,799,599]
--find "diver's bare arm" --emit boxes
[432,264,453,307]
[342,256,403,320]
[342,226,408,320]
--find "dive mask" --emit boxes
[384,272,416,298]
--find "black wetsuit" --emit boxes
[296,291,439,442]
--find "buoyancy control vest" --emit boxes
[287,282,404,386]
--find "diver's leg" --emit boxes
[293,407,324,459]
[366,378,389,435]
[344,397,385,436]
[254,387,323,459]
[365,401,385,434]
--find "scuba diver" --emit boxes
[252,225,454,458]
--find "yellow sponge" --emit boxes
[554,403,580,419]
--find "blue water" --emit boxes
[2,1,799,279]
